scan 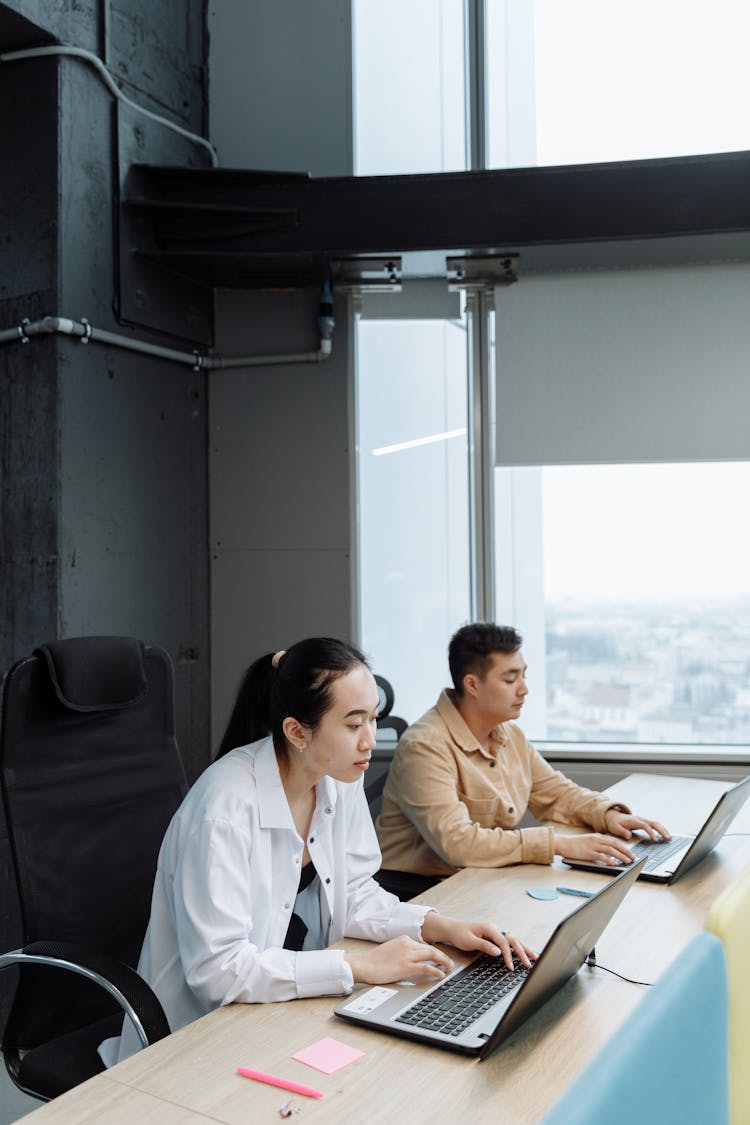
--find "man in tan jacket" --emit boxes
[375,623,669,881]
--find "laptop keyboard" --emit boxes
[395,954,530,1037]
[628,833,689,872]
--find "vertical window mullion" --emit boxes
[466,0,494,622]
[466,291,496,622]
[465,0,487,172]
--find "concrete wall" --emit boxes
[0,0,210,1025]
[0,0,210,776]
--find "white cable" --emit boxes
[0,44,218,166]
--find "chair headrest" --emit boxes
[374,674,395,719]
[35,636,148,712]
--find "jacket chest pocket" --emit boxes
[458,792,500,827]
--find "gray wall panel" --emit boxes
[211,547,352,748]
[208,2,355,738]
[208,0,352,176]
[209,287,353,738]
[211,301,350,553]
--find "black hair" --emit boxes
[216,636,369,759]
[448,622,522,696]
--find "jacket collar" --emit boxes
[436,689,510,760]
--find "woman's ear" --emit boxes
[282,715,310,751]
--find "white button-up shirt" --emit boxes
[103,736,431,1064]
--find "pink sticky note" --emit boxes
[292,1036,365,1075]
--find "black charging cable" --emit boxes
[585,946,653,987]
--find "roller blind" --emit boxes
[495,261,750,465]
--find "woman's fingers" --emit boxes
[415,943,454,976]
[504,933,536,969]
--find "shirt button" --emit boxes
[325,807,332,815]
[283,902,290,910]
[294,856,300,864]
[325,877,331,885]
[309,836,315,844]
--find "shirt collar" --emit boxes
[252,735,339,828]
[436,689,510,760]
[253,736,292,828]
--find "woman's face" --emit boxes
[303,663,379,783]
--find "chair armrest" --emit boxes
[0,940,170,1049]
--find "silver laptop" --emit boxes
[564,774,750,884]
[334,856,645,1059]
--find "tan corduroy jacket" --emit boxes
[375,690,628,877]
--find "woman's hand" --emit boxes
[604,809,670,842]
[421,912,536,970]
[344,934,455,985]
[554,831,635,866]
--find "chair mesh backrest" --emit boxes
[1,636,187,1048]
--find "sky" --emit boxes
[533,0,750,166]
[541,463,750,602]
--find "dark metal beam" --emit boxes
[124,149,750,288]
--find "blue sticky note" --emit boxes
[526,888,558,900]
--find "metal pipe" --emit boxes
[0,314,333,369]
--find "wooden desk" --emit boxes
[23,774,750,1125]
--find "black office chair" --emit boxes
[365,676,442,901]
[373,674,407,744]
[0,636,188,1101]
[363,675,407,820]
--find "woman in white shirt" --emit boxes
[105,637,534,1063]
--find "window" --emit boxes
[353,1,750,749]
[353,0,466,176]
[356,317,471,723]
[495,464,750,745]
[353,1,470,720]
[486,0,750,168]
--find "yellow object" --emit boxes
[706,863,750,1125]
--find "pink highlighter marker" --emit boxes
[237,1066,324,1098]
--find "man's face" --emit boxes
[465,650,528,724]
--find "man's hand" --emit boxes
[604,809,670,842]
[554,831,636,867]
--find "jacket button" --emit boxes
[325,877,331,885]
[489,761,496,768]
[309,836,315,844]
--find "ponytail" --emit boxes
[216,653,274,758]
[216,637,368,759]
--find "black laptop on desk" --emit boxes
[334,856,646,1059]
[564,774,750,884]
